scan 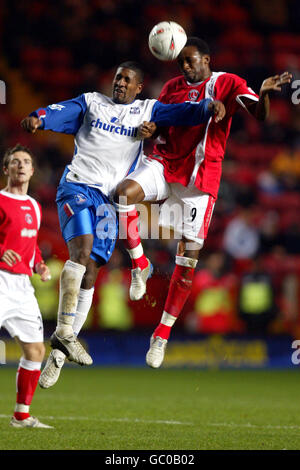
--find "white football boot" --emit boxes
[146,335,168,368]
[10,416,54,428]
[130,258,153,301]
[39,349,66,389]
[50,332,93,366]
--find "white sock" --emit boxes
[19,357,42,371]
[73,287,95,336]
[56,260,86,337]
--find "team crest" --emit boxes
[188,90,200,101]
[25,213,33,224]
[130,106,140,114]
[74,193,87,205]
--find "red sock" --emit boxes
[14,367,41,420]
[153,323,172,340]
[119,208,148,270]
[154,263,195,340]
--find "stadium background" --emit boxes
[1,0,300,368]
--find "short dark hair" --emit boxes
[3,144,35,169]
[117,61,144,83]
[185,37,210,56]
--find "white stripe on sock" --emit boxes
[14,404,30,413]
[114,202,136,213]
[175,255,198,269]
[161,311,177,327]
[128,243,143,260]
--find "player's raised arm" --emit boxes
[243,71,292,121]
[21,94,88,135]
[150,98,225,128]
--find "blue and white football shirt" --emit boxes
[31,93,212,197]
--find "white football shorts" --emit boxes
[126,155,216,245]
[0,269,43,343]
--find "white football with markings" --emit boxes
[148,21,187,61]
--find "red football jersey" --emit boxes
[0,190,43,276]
[151,72,259,198]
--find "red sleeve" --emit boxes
[158,82,171,104]
[215,73,259,116]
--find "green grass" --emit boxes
[0,367,299,450]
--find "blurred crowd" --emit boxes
[0,0,299,336]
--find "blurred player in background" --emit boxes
[0,144,52,428]
[21,61,225,388]
[114,37,292,368]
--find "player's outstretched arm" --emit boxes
[21,95,88,135]
[207,100,226,123]
[247,71,292,121]
[150,98,226,128]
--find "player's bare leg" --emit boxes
[114,179,153,300]
[50,234,94,365]
[39,258,100,389]
[11,340,53,428]
[146,238,200,368]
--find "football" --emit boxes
[148,21,187,61]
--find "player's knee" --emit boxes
[70,248,92,266]
[24,342,45,362]
[114,181,130,203]
[114,180,143,206]
[34,343,45,361]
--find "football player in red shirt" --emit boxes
[0,144,52,428]
[114,37,292,368]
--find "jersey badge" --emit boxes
[25,213,33,224]
[74,193,87,205]
[188,90,200,101]
[37,109,46,118]
[130,106,140,114]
